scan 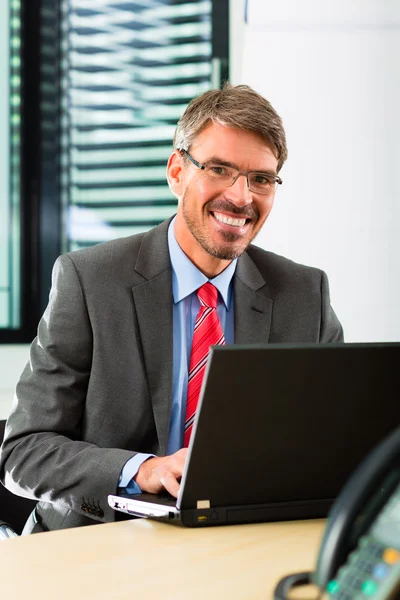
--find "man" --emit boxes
[0,83,343,533]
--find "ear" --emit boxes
[166,151,186,198]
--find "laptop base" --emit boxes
[108,493,334,527]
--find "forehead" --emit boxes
[190,122,278,171]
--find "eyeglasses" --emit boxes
[179,149,282,196]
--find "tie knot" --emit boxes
[197,282,218,309]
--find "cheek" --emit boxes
[188,177,215,207]
[195,174,212,196]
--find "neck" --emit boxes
[187,254,231,279]
[173,221,232,279]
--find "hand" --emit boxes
[133,448,188,498]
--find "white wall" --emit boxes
[232,0,400,342]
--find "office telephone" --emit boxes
[275,426,400,600]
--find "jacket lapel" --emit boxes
[234,251,273,344]
[131,220,173,455]
[131,223,273,452]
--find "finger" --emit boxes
[176,448,188,459]
[160,470,181,498]
[173,448,188,471]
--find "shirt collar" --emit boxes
[168,217,237,309]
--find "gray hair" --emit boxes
[173,82,288,171]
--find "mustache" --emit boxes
[206,200,259,220]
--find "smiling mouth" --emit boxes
[211,211,251,227]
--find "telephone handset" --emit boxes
[275,426,400,600]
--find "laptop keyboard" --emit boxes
[138,492,177,507]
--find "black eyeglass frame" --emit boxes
[179,149,283,194]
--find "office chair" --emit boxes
[0,419,37,539]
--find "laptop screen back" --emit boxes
[178,343,400,510]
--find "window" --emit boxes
[0,0,21,330]
[62,0,220,251]
[0,0,228,340]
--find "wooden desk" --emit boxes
[0,518,324,599]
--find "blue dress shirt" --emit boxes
[119,218,237,492]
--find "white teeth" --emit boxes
[213,212,246,227]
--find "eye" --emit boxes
[252,173,275,185]
[210,165,227,176]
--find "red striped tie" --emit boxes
[184,282,225,447]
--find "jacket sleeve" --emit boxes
[319,270,344,343]
[0,254,135,523]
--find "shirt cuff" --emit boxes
[118,453,155,493]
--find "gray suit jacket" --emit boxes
[0,218,343,532]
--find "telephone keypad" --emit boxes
[372,563,389,580]
[355,558,374,574]
[382,547,400,565]
[335,591,351,600]
[327,534,400,598]
[326,481,400,599]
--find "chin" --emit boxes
[210,232,251,260]
[205,242,248,260]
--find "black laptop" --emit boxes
[108,342,400,527]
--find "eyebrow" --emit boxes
[205,155,278,176]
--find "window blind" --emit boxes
[62,0,213,251]
[0,0,21,329]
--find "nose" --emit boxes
[224,173,253,206]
